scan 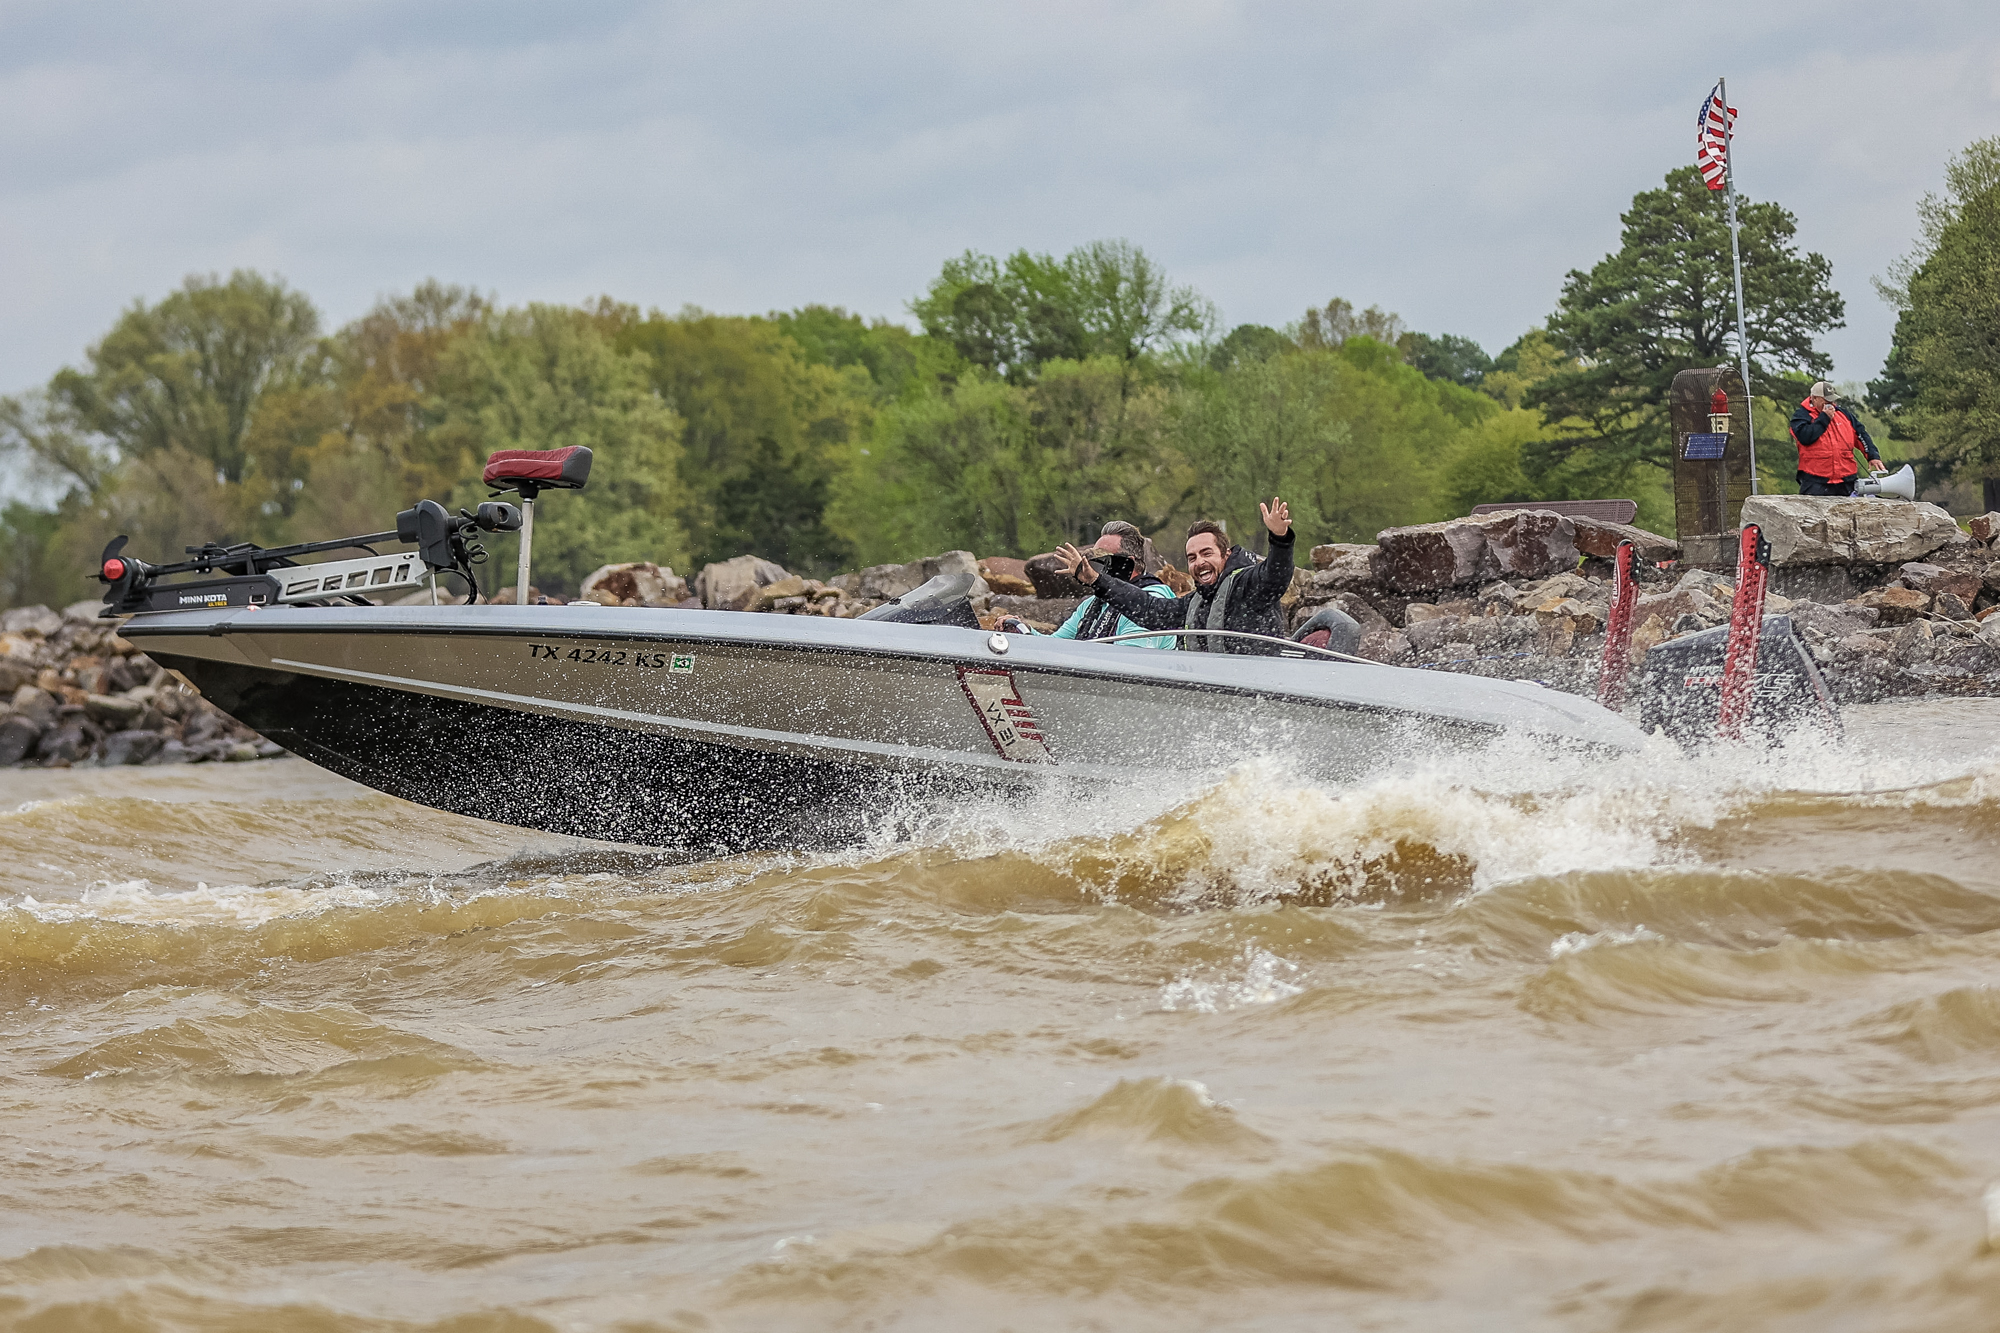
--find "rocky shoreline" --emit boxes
[7,497,1997,768]
[1,602,282,769]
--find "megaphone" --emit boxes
[1854,464,1916,500]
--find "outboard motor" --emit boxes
[1291,605,1362,657]
[1635,614,1841,745]
[856,573,982,629]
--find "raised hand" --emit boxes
[1055,543,1098,583]
[1260,497,1291,536]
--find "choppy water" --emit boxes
[4,700,2000,1330]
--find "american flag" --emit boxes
[1696,82,1737,191]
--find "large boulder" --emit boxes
[1371,510,1581,593]
[1967,512,2000,545]
[977,557,1035,596]
[693,555,790,610]
[1567,516,1680,562]
[1369,520,1494,592]
[1478,510,1580,579]
[854,550,986,603]
[1307,543,1378,592]
[1740,495,1968,567]
[1024,552,1090,600]
[1894,561,1982,604]
[579,562,688,607]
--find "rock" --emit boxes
[1741,495,1968,567]
[1935,592,1975,621]
[62,600,106,624]
[987,595,1082,632]
[1310,542,1376,571]
[10,686,57,726]
[1404,602,1449,625]
[1404,617,1459,654]
[1629,614,1669,663]
[1891,620,1935,664]
[223,741,260,763]
[1470,510,1581,579]
[1788,600,1876,640]
[693,555,791,610]
[1852,586,1931,625]
[1,606,61,637]
[1838,631,1896,658]
[100,729,166,766]
[1896,561,1982,604]
[1370,519,1494,592]
[82,693,145,728]
[977,558,1035,597]
[0,658,34,696]
[747,576,813,610]
[1968,512,2000,544]
[1025,552,1090,600]
[148,739,193,765]
[1357,629,1413,663]
[859,551,985,602]
[0,715,42,765]
[580,562,688,607]
[37,715,95,765]
[1567,516,1680,563]
[1537,597,1602,635]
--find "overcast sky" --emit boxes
[3,0,1997,398]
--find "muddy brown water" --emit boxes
[4,700,2000,1330]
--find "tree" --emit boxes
[1887,177,2000,509]
[768,304,946,403]
[828,356,1185,563]
[1207,323,1292,371]
[1526,166,1844,485]
[1870,136,2000,507]
[49,271,324,498]
[1398,332,1493,387]
[438,305,687,596]
[909,241,1212,383]
[1294,298,1405,351]
[616,310,870,571]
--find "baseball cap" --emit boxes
[1810,381,1836,400]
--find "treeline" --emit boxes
[11,139,1990,609]
[0,257,1586,606]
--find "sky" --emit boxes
[3,0,1997,400]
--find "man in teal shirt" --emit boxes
[1002,523,1178,649]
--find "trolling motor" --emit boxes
[482,446,592,605]
[96,500,522,615]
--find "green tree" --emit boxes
[828,356,1187,563]
[1870,136,2000,506]
[1178,338,1488,546]
[770,304,950,402]
[1888,178,2000,508]
[616,310,870,572]
[910,240,1212,383]
[437,304,686,597]
[1398,332,1493,387]
[48,271,327,528]
[1526,166,1844,488]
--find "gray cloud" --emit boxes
[2,0,1996,395]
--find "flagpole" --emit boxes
[1719,75,1760,495]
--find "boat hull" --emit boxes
[123,605,1644,853]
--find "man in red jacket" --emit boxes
[1789,381,1882,496]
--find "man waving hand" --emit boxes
[1056,498,1296,655]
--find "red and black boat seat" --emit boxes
[483,446,592,492]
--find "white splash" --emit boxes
[15,878,383,927]
[1160,947,1304,1013]
[1549,925,1665,959]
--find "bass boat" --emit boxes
[96,449,1647,855]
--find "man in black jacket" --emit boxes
[1055,498,1295,654]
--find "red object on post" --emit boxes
[1717,525,1770,740]
[1596,541,1639,712]
[1710,389,1729,416]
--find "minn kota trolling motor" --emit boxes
[96,498,524,616]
